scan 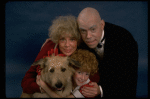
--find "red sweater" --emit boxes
[21,40,59,93]
[21,40,100,94]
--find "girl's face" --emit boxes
[73,70,90,86]
[59,34,77,56]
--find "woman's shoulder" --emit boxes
[41,38,56,51]
[34,39,56,62]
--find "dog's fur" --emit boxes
[20,55,80,98]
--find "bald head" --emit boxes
[77,7,105,49]
[77,7,101,23]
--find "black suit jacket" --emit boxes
[79,22,138,97]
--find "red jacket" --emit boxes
[21,40,59,93]
[21,40,100,94]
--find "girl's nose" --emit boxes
[81,74,85,81]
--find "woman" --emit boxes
[21,15,80,95]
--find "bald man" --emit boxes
[78,7,138,97]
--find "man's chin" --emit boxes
[87,44,97,49]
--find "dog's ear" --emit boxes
[67,57,81,68]
[31,58,47,69]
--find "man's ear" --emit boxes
[31,57,48,69]
[67,57,81,68]
[100,19,105,30]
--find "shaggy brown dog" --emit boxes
[21,55,80,98]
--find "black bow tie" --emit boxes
[97,43,103,48]
[97,34,105,48]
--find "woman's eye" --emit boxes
[60,38,65,41]
[70,38,76,41]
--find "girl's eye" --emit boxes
[78,71,81,74]
[86,73,90,76]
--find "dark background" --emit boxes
[5,1,148,98]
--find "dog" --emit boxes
[21,55,80,98]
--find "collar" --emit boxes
[72,79,91,93]
[99,30,105,44]
[82,78,90,85]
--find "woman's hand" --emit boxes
[36,75,46,93]
[81,82,100,97]
[36,75,62,98]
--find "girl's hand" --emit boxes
[81,82,100,97]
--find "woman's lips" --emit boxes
[64,49,72,53]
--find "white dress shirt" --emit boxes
[95,30,105,97]
[71,79,103,98]
[95,30,105,58]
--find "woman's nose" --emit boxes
[64,40,70,47]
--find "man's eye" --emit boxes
[80,30,86,34]
[91,28,95,32]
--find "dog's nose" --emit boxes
[55,82,62,88]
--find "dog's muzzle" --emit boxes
[55,82,64,91]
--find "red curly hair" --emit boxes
[70,49,98,75]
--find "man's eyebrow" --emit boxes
[79,27,86,30]
[89,25,96,29]
[79,25,96,30]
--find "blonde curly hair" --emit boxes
[70,49,98,75]
[48,15,81,44]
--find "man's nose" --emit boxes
[86,31,92,39]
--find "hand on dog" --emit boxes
[36,75,41,86]
[81,82,100,97]
[36,75,46,93]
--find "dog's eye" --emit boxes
[50,68,54,73]
[61,68,66,72]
